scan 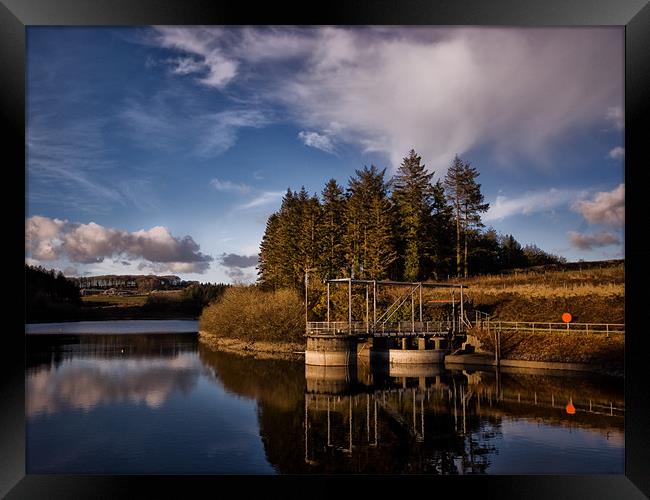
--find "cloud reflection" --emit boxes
[27,354,202,417]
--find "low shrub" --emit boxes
[199,286,304,343]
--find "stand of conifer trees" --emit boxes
[258,150,564,291]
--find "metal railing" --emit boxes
[476,319,624,335]
[306,320,459,336]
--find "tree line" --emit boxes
[258,150,564,290]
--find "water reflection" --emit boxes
[27,334,201,416]
[26,334,624,474]
[199,347,624,474]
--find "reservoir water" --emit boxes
[26,321,624,474]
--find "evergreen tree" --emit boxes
[460,161,489,277]
[430,179,455,280]
[318,179,347,279]
[522,244,566,266]
[443,155,489,277]
[294,186,322,287]
[468,227,501,275]
[391,149,436,281]
[443,155,466,277]
[499,234,527,270]
[344,165,397,279]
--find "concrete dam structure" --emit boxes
[304,278,467,368]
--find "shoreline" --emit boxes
[198,331,305,361]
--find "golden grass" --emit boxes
[81,294,149,306]
[466,282,623,299]
[199,286,305,343]
[472,326,623,370]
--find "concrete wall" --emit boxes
[305,336,358,366]
[370,348,445,364]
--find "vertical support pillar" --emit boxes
[452,291,456,333]
[327,282,330,324]
[366,285,369,333]
[305,271,308,331]
[348,278,352,334]
[373,280,377,326]
[411,291,415,333]
[419,284,423,322]
[460,285,464,330]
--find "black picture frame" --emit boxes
[3,0,649,497]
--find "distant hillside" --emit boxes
[453,259,624,323]
[71,274,198,292]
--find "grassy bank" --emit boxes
[454,261,624,323]
[469,326,624,374]
[199,287,305,357]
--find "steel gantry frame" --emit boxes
[319,278,467,336]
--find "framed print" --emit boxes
[2,0,649,497]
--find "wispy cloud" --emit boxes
[608,146,625,160]
[485,188,583,222]
[568,231,620,250]
[236,191,283,210]
[210,178,251,194]
[298,130,336,154]
[572,184,624,226]
[27,117,126,211]
[153,27,238,88]
[120,94,268,157]
[605,106,624,130]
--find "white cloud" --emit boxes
[484,189,582,222]
[121,97,268,157]
[568,231,620,250]
[25,216,68,260]
[25,216,213,274]
[298,130,336,154]
[608,146,625,160]
[169,56,204,75]
[210,178,251,194]
[153,27,238,88]
[573,184,624,226]
[150,27,623,172]
[605,106,624,130]
[63,266,79,276]
[237,191,284,210]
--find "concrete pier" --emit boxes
[305,364,356,394]
[305,335,358,366]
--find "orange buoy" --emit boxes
[562,312,572,323]
[566,400,576,415]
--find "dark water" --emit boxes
[26,330,624,474]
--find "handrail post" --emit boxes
[327,282,330,325]
[348,278,352,335]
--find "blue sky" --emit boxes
[25,27,624,284]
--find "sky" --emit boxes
[25,26,625,284]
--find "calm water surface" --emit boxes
[26,322,624,474]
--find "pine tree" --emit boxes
[430,179,454,279]
[443,155,489,277]
[344,165,397,279]
[443,155,466,277]
[460,161,489,277]
[391,149,436,281]
[318,179,347,279]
